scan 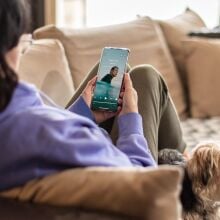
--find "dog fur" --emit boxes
[158,144,220,220]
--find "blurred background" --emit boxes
[31,0,220,30]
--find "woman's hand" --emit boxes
[119,73,138,116]
[82,76,119,124]
[82,73,138,123]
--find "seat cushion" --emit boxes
[18,39,75,107]
[33,17,186,118]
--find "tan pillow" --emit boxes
[34,17,186,118]
[0,166,183,220]
[18,39,75,107]
[183,39,220,118]
[159,8,206,86]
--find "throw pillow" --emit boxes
[0,166,183,220]
[18,39,75,107]
[159,8,206,88]
[34,17,186,118]
[183,38,220,118]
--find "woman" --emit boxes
[101,66,119,84]
[0,0,185,191]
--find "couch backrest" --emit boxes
[34,17,187,118]
[25,8,206,117]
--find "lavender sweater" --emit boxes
[0,82,156,190]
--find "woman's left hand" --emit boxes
[82,76,121,124]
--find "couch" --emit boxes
[1,8,219,220]
[19,8,220,153]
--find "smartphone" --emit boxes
[91,47,130,112]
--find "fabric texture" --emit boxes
[18,39,75,107]
[33,17,186,118]
[159,8,206,89]
[182,38,220,118]
[0,166,183,220]
[181,116,220,152]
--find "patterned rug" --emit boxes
[181,117,220,152]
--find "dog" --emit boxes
[158,144,220,220]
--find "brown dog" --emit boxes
[183,143,220,220]
[159,143,220,220]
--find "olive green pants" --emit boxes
[67,63,186,160]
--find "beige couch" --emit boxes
[19,8,220,152]
[3,8,215,219]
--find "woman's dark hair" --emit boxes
[0,0,30,112]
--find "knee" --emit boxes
[129,65,161,84]
[129,64,166,90]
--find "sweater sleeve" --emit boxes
[17,110,156,170]
[1,108,156,190]
[67,96,95,122]
[116,113,156,167]
[67,97,156,166]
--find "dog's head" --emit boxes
[187,143,220,201]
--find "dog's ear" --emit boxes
[201,161,212,186]
[188,144,219,187]
[188,143,220,201]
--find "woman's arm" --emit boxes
[68,96,96,121]
[0,101,155,191]
[67,74,157,166]
[25,110,156,168]
[116,113,156,166]
[68,77,117,124]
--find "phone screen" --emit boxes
[91,47,129,112]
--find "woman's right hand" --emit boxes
[119,73,138,116]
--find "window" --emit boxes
[56,0,220,28]
[56,0,86,28]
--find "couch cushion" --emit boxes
[182,38,220,118]
[1,166,183,220]
[34,17,186,118]
[159,8,206,87]
[18,39,75,107]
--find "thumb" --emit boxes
[86,76,97,90]
[124,73,133,89]
[88,76,97,86]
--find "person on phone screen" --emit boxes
[0,0,186,192]
[101,66,118,84]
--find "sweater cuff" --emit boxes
[68,96,95,121]
[118,113,144,136]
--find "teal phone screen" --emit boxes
[91,48,129,112]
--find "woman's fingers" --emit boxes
[119,91,124,98]
[85,76,97,93]
[123,73,133,89]
[118,98,123,105]
[117,106,122,114]
[121,73,130,91]
[90,76,98,84]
